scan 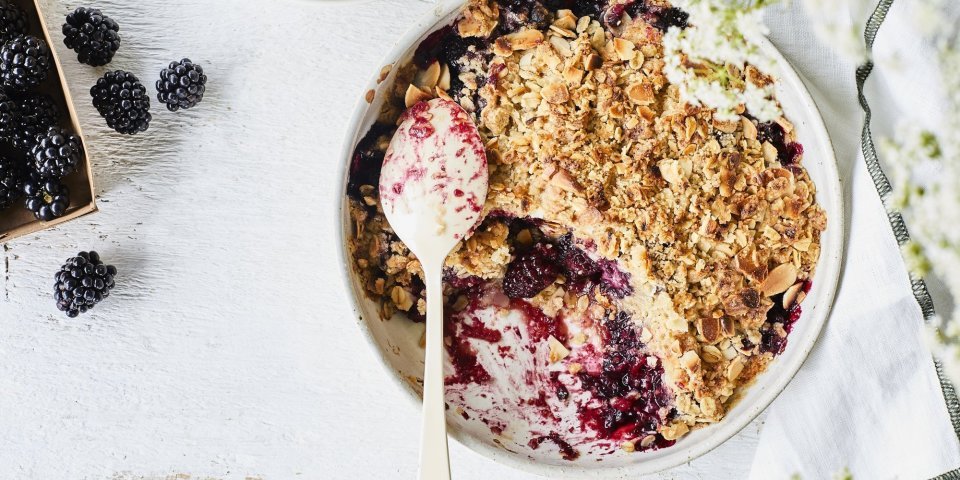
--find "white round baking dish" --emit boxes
[335,2,844,476]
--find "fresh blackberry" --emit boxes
[0,1,27,44]
[54,251,117,318]
[10,93,59,151]
[23,174,69,221]
[91,70,151,134]
[62,7,121,66]
[30,126,83,178]
[0,90,17,140]
[156,58,206,111]
[0,34,52,91]
[0,154,23,209]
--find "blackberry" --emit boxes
[10,93,59,151]
[0,1,27,44]
[23,174,69,221]
[62,7,121,66]
[91,70,151,134]
[0,34,52,91]
[30,126,83,178]
[0,154,23,209]
[502,242,561,299]
[0,90,17,140]
[156,58,206,111]
[54,251,117,318]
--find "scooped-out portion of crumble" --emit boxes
[347,0,826,461]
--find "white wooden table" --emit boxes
[0,1,822,478]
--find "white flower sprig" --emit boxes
[662,0,781,122]
[880,9,960,382]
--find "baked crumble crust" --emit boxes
[348,0,826,452]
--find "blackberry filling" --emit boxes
[760,280,811,355]
[412,26,488,99]
[346,122,392,201]
[757,120,805,165]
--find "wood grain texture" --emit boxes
[0,1,761,478]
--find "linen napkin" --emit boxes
[749,1,960,478]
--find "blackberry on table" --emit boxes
[0,1,27,44]
[54,251,117,318]
[0,34,52,91]
[91,70,151,134]
[30,126,83,179]
[156,58,206,111]
[23,174,69,221]
[62,7,121,66]
[0,153,23,209]
[10,92,59,151]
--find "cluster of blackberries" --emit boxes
[60,7,207,134]
[54,251,117,317]
[0,1,82,222]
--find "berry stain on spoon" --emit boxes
[379,98,487,244]
[378,98,488,480]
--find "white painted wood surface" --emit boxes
[0,1,840,478]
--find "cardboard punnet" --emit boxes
[0,0,97,241]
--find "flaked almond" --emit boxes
[391,285,414,311]
[660,422,689,441]
[458,15,483,37]
[741,117,757,140]
[659,159,684,185]
[714,118,739,133]
[639,327,653,343]
[542,82,570,104]
[680,350,701,372]
[554,12,577,31]
[726,356,745,381]
[404,84,432,108]
[702,345,723,363]
[504,28,544,51]
[640,435,656,448]
[548,335,570,363]
[435,86,452,101]
[549,35,572,57]
[613,37,635,61]
[378,63,393,83]
[626,82,654,105]
[584,53,603,70]
[762,263,798,296]
[568,362,583,374]
[698,317,721,343]
[762,141,779,164]
[493,37,513,57]
[684,116,698,141]
[549,24,576,39]
[721,317,736,337]
[364,89,375,104]
[621,440,636,453]
[745,65,773,87]
[782,281,805,309]
[550,169,581,192]
[438,64,452,90]
[563,64,584,85]
[415,60,442,90]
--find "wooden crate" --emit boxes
[0,0,96,241]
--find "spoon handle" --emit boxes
[418,263,451,480]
